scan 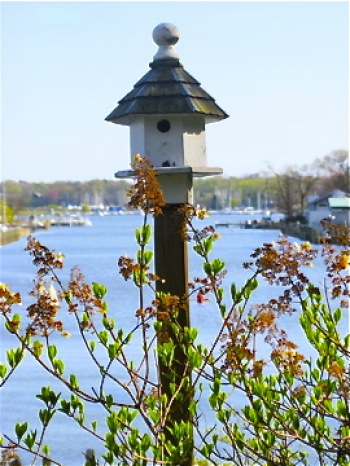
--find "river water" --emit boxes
[0,213,346,464]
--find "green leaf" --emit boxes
[108,343,120,360]
[135,227,142,245]
[248,277,259,291]
[106,411,120,434]
[102,450,114,465]
[23,430,37,450]
[15,422,28,441]
[187,327,198,341]
[153,321,162,332]
[36,386,60,408]
[157,341,175,366]
[98,330,109,346]
[203,235,214,255]
[311,367,320,382]
[53,359,65,375]
[323,399,335,415]
[243,285,252,299]
[0,364,7,379]
[141,433,151,452]
[105,394,114,409]
[60,399,71,414]
[135,224,151,246]
[337,400,347,418]
[217,287,224,301]
[91,421,97,432]
[70,374,79,389]
[292,415,300,430]
[42,445,50,456]
[333,308,342,324]
[230,283,237,300]
[5,314,21,333]
[201,442,215,458]
[33,340,43,358]
[143,250,153,265]
[193,243,204,256]
[188,347,202,369]
[124,332,132,345]
[211,258,225,274]
[217,408,230,423]
[10,313,21,332]
[102,317,115,331]
[203,262,212,276]
[219,304,227,318]
[92,282,107,299]
[39,408,54,425]
[6,348,24,368]
[344,334,350,349]
[47,345,57,362]
[133,268,146,286]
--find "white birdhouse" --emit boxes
[106,23,228,203]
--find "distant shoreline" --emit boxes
[0,227,32,246]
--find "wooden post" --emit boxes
[154,203,193,466]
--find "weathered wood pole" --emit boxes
[154,201,193,465]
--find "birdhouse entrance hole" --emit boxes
[157,119,171,133]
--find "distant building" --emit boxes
[306,189,349,231]
[328,196,350,226]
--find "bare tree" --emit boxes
[313,150,349,194]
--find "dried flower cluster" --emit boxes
[0,283,21,314]
[67,266,106,317]
[246,236,318,312]
[27,279,63,336]
[23,237,65,336]
[128,155,165,215]
[271,339,305,376]
[320,222,350,306]
[25,236,64,273]
[177,203,216,243]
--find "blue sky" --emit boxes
[1,1,348,182]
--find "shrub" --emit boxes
[1,157,349,465]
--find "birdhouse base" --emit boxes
[115,166,223,178]
[115,166,223,204]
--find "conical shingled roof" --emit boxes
[105,57,229,125]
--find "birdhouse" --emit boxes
[106,23,229,203]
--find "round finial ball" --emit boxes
[153,23,179,46]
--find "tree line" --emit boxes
[1,150,348,220]
[194,150,349,218]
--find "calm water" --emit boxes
[0,214,346,464]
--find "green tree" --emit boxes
[81,204,92,214]
[0,202,14,224]
[0,182,29,214]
